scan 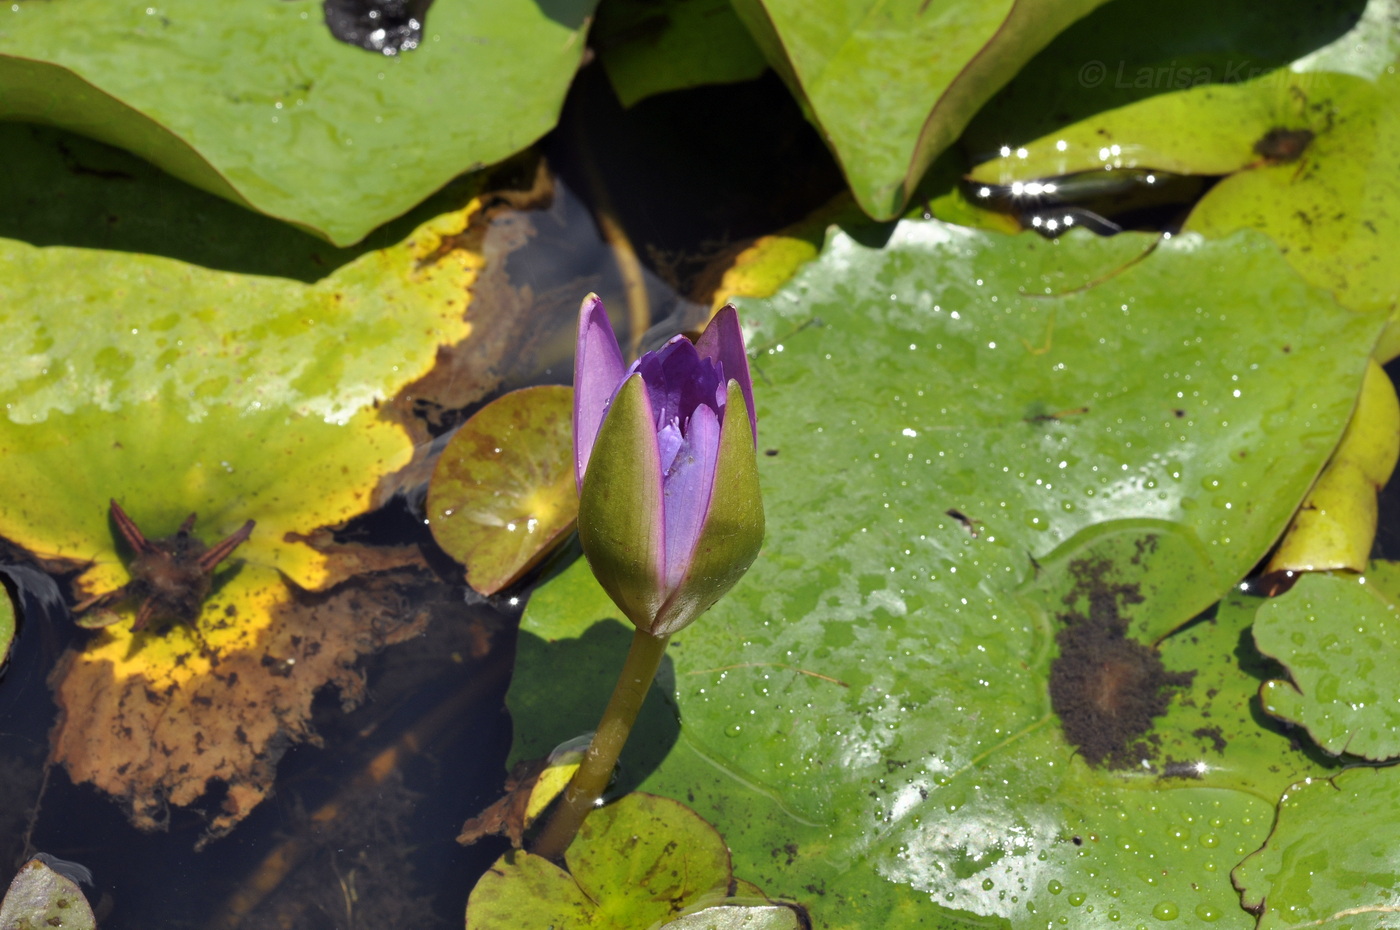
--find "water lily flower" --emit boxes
[573,294,764,638]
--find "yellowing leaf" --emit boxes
[1266,359,1400,574]
[427,386,578,596]
[1,173,493,839]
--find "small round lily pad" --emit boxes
[465,792,734,929]
[1254,563,1400,760]
[427,385,578,595]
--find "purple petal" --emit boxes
[695,305,756,445]
[573,294,626,492]
[631,336,722,429]
[657,418,684,475]
[660,403,721,593]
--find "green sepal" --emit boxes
[653,379,765,636]
[578,374,667,632]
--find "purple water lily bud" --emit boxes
[572,294,764,637]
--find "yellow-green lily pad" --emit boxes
[1254,563,1400,760]
[0,134,498,835]
[427,385,578,596]
[967,62,1400,316]
[1234,765,1400,930]
[465,793,733,929]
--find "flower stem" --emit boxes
[530,627,671,861]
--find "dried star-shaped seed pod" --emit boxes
[78,500,255,632]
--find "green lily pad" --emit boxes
[594,0,769,108]
[0,0,593,245]
[465,793,732,929]
[1234,765,1400,930]
[512,221,1383,928]
[427,385,578,596]
[728,0,1111,220]
[1254,563,1400,760]
[967,59,1399,316]
[0,858,96,930]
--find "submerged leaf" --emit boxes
[1254,563,1400,760]
[428,386,577,596]
[0,858,96,930]
[0,0,595,244]
[513,221,1384,928]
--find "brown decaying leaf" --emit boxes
[49,567,433,847]
[457,756,549,848]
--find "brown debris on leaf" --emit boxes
[49,566,433,847]
[1047,557,1195,768]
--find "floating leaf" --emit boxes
[0,0,594,245]
[0,124,501,834]
[962,0,1369,160]
[729,0,1112,219]
[0,858,96,930]
[1266,360,1400,574]
[1234,765,1400,930]
[1254,563,1400,760]
[465,793,734,929]
[512,221,1384,928]
[967,63,1400,315]
[594,0,768,108]
[427,386,578,596]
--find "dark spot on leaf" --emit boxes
[1071,835,1083,846]
[1193,725,1228,754]
[1048,558,1195,767]
[764,448,779,456]
[1253,127,1314,163]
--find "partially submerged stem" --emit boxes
[571,106,650,360]
[531,627,671,861]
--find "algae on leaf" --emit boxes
[0,0,595,245]
[512,221,1385,929]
